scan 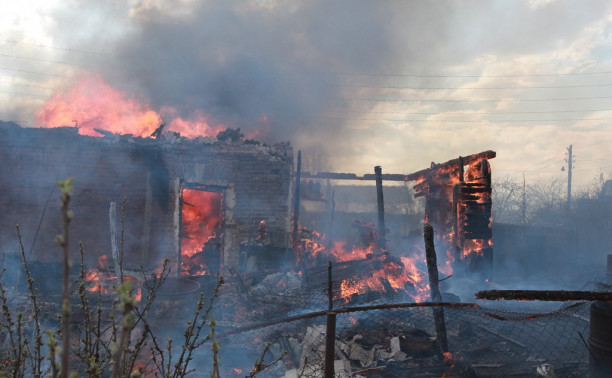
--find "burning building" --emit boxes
[0,121,293,278]
[406,151,496,280]
[0,120,602,377]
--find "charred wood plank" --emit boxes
[462,212,491,221]
[306,256,386,285]
[362,173,410,181]
[462,182,489,188]
[302,172,410,181]
[462,205,492,213]
[475,290,612,302]
[460,195,492,202]
[462,220,492,229]
[463,231,493,240]
[460,187,492,194]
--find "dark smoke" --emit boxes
[37,1,610,168]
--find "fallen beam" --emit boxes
[475,289,612,302]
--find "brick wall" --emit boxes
[0,122,293,274]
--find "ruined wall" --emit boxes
[0,122,293,273]
[166,139,293,268]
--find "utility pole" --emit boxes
[566,144,573,212]
[521,172,526,224]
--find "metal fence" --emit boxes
[216,266,592,377]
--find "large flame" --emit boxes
[36,73,228,138]
[296,229,431,303]
[180,189,223,276]
[333,251,430,303]
[331,241,373,262]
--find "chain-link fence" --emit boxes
[215,266,593,377]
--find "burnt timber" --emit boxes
[407,151,496,280]
[475,289,612,302]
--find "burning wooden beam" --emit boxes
[475,290,612,302]
[404,150,496,182]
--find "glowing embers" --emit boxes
[295,223,431,304]
[180,188,223,277]
[332,252,430,304]
[83,254,142,301]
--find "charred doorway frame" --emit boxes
[173,178,228,277]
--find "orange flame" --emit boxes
[333,252,430,303]
[36,73,232,139]
[180,189,223,276]
[442,351,453,363]
[83,254,142,300]
[330,242,373,262]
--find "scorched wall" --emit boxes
[0,122,293,274]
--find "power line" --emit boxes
[335,71,612,78]
[325,108,612,116]
[0,91,48,98]
[342,83,612,90]
[0,53,86,68]
[0,67,66,77]
[1,39,112,56]
[0,82,53,91]
[347,95,612,103]
[318,115,612,123]
[350,96,612,103]
[497,169,564,174]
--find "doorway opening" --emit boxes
[180,186,224,276]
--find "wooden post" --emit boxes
[452,184,461,261]
[424,223,448,353]
[375,166,386,250]
[141,170,153,267]
[109,202,122,282]
[607,254,612,285]
[324,260,336,377]
[567,144,573,212]
[324,311,336,378]
[328,261,333,310]
[292,151,302,247]
[327,189,335,245]
[173,177,182,277]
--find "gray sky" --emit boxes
[2,0,612,190]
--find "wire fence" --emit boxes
[216,266,593,377]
